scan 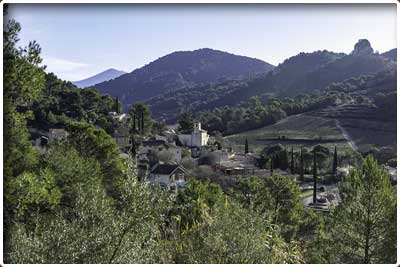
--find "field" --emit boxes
[311,105,396,152]
[224,104,396,157]
[224,112,353,154]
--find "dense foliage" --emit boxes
[28,72,120,134]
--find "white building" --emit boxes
[149,163,186,188]
[178,122,209,148]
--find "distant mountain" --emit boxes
[92,48,274,109]
[381,48,397,62]
[147,40,396,122]
[73,68,126,88]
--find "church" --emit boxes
[177,122,209,148]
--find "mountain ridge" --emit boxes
[146,41,396,122]
[92,48,275,109]
[73,68,126,88]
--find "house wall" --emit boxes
[178,134,192,147]
[178,132,209,148]
[150,174,170,185]
[150,168,186,186]
[200,131,209,146]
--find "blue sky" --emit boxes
[6,4,397,81]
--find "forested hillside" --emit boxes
[381,48,397,62]
[93,48,274,109]
[27,72,121,134]
[147,40,395,124]
[194,69,396,138]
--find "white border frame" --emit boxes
[0,1,398,266]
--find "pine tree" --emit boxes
[313,150,317,204]
[140,110,144,135]
[327,156,396,263]
[244,139,249,154]
[290,147,294,174]
[332,146,338,180]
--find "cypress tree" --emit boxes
[133,113,137,134]
[138,112,141,134]
[141,109,144,135]
[131,114,137,156]
[131,136,136,156]
[274,153,280,170]
[245,139,249,154]
[300,148,304,181]
[333,146,338,179]
[282,149,289,170]
[270,158,274,175]
[115,97,119,113]
[313,149,317,204]
[290,147,294,174]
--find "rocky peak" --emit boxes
[352,39,373,55]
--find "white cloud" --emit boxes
[41,55,93,81]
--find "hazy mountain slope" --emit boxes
[92,48,274,109]
[73,68,126,88]
[381,48,397,62]
[147,40,396,122]
[269,40,395,94]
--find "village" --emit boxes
[29,108,393,213]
